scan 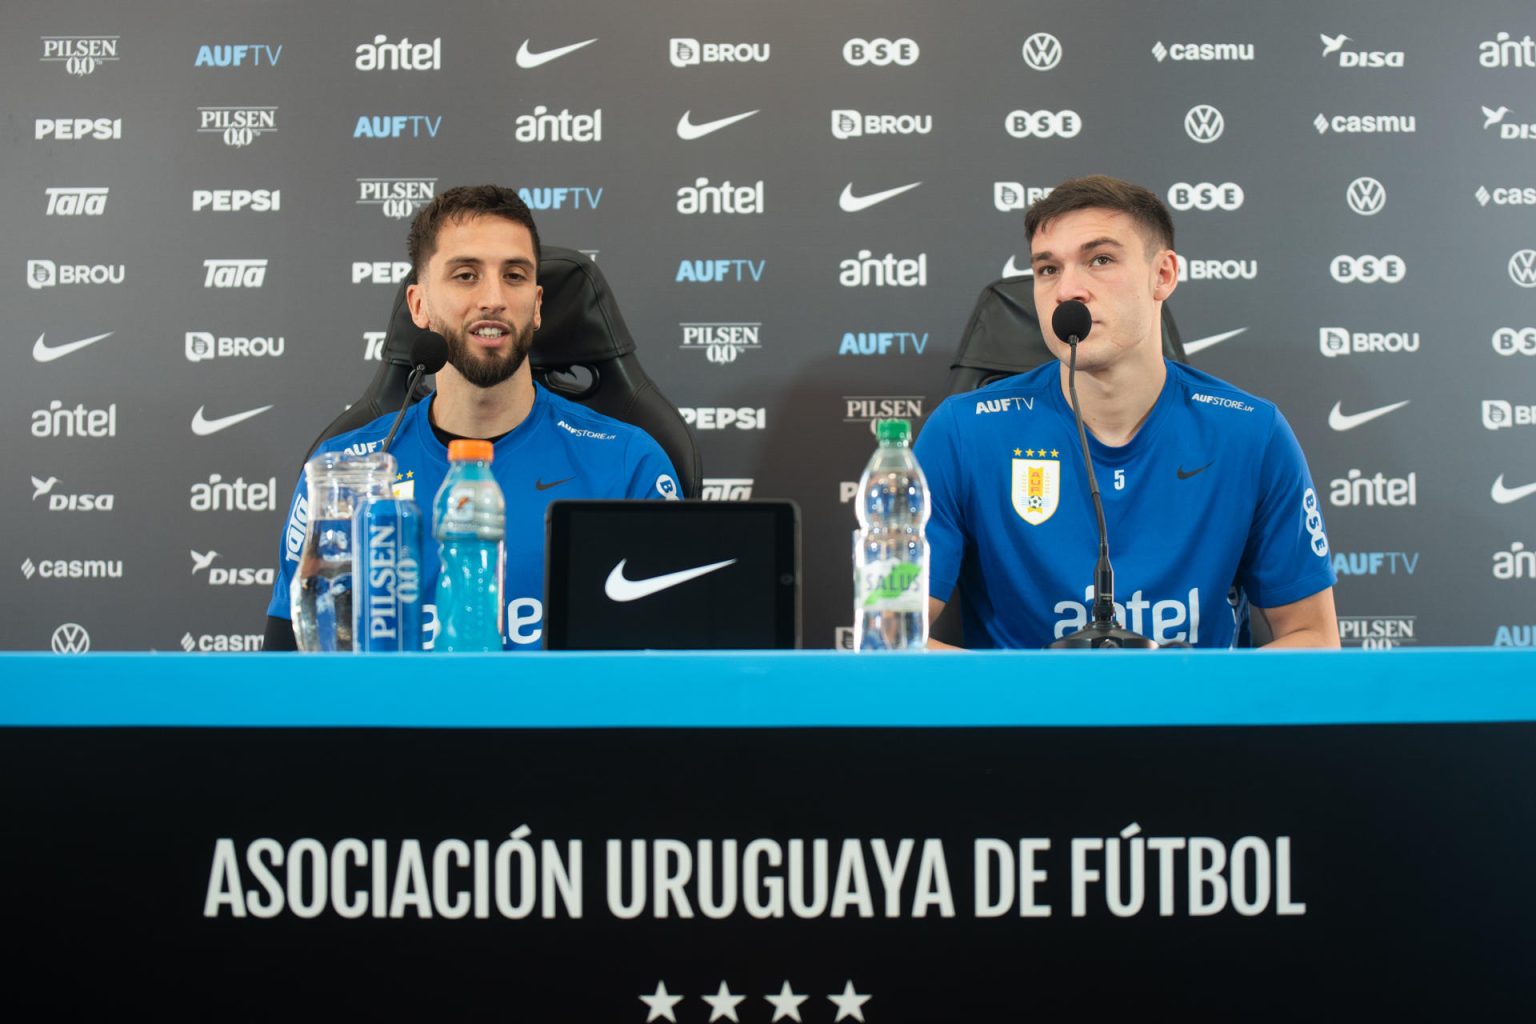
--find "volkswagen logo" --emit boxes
[1510,249,1536,288]
[51,622,90,653]
[1022,33,1062,71]
[1184,104,1225,143]
[1347,177,1386,216]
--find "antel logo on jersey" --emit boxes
[701,478,755,501]
[190,474,278,512]
[517,186,602,211]
[1510,249,1536,287]
[354,261,412,284]
[32,475,115,512]
[41,36,120,76]
[1319,328,1420,357]
[844,396,925,433]
[678,407,766,430]
[27,260,124,289]
[680,323,762,364]
[840,250,927,287]
[186,332,285,362]
[193,189,280,213]
[191,549,275,586]
[1481,32,1536,68]
[1330,254,1405,283]
[44,187,109,216]
[354,115,441,139]
[203,259,267,288]
[199,107,277,149]
[1320,33,1404,68]
[1493,542,1536,580]
[1345,177,1386,216]
[1314,113,1417,134]
[1005,110,1081,139]
[1482,399,1536,430]
[843,38,919,66]
[677,178,764,215]
[1021,33,1062,71]
[676,258,765,283]
[354,35,441,71]
[995,183,1052,211]
[1329,469,1417,507]
[1174,255,1258,281]
[831,110,932,139]
[31,401,117,439]
[1167,182,1243,211]
[670,39,770,67]
[1475,186,1536,206]
[1480,105,1536,140]
[35,118,122,141]
[20,558,123,581]
[838,331,929,356]
[195,44,282,67]
[356,178,435,219]
[1493,327,1536,356]
[1183,105,1225,142]
[1151,41,1255,62]
[181,632,264,652]
[514,106,601,142]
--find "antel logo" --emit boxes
[353,261,412,284]
[670,39,770,67]
[27,260,124,289]
[45,187,108,216]
[677,178,764,215]
[1346,177,1386,216]
[1483,399,1536,430]
[1174,255,1258,281]
[31,475,115,511]
[1151,41,1255,62]
[1022,33,1062,71]
[1320,33,1404,68]
[1314,113,1417,134]
[1319,328,1420,357]
[354,115,442,139]
[1005,110,1081,138]
[995,183,1052,211]
[51,623,91,654]
[1493,541,1536,580]
[1481,32,1536,68]
[31,401,117,439]
[514,106,601,142]
[678,407,767,430]
[839,250,927,287]
[1167,182,1243,211]
[680,322,762,365]
[203,259,267,288]
[1330,254,1405,283]
[41,36,120,76]
[843,38,919,66]
[675,258,765,283]
[1183,104,1225,142]
[357,178,435,219]
[197,107,277,147]
[354,35,441,71]
[190,549,276,586]
[1481,105,1536,139]
[1476,185,1536,206]
[831,110,932,139]
[35,118,122,141]
[701,478,755,501]
[186,332,286,362]
[190,474,278,512]
[194,44,282,67]
[1493,327,1536,356]
[844,396,925,434]
[518,186,603,211]
[193,189,280,213]
[1329,469,1417,507]
[1509,249,1536,287]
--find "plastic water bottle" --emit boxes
[432,440,506,651]
[853,419,930,650]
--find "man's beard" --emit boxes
[438,318,535,389]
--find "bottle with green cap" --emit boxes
[853,418,930,650]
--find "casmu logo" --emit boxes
[1168,182,1243,211]
[1183,105,1224,142]
[840,182,921,212]
[191,404,272,436]
[1319,328,1420,357]
[33,331,112,363]
[357,178,435,218]
[1320,33,1404,67]
[1151,41,1254,62]
[203,259,267,288]
[1492,475,1536,504]
[1006,110,1080,138]
[605,558,736,601]
[1346,177,1386,215]
[1314,113,1417,134]
[994,183,1052,211]
[831,110,932,139]
[677,109,759,140]
[197,107,277,147]
[671,39,770,67]
[1328,399,1409,431]
[516,38,597,69]
[41,36,120,76]
[45,187,108,216]
[35,117,122,140]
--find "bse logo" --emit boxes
[1314,112,1417,134]
[1319,328,1420,357]
[203,259,268,288]
[1302,488,1329,557]
[995,183,1052,211]
[1510,249,1536,287]
[27,260,124,289]
[831,110,933,139]
[193,189,280,213]
[354,35,441,71]
[45,187,109,216]
[1492,327,1536,356]
[1005,110,1080,138]
[198,106,277,147]
[1167,182,1243,211]
[1331,254,1405,283]
[701,478,754,501]
[1183,105,1224,143]
[677,178,764,215]
[41,36,119,76]
[35,117,122,141]
[843,38,919,66]
[678,407,766,430]
[680,322,762,365]
[1021,33,1062,71]
[1346,177,1386,216]
[186,332,286,362]
[514,106,601,142]
[1480,32,1536,68]
[357,178,435,219]
[51,623,91,654]
[1483,399,1536,430]
[1320,33,1404,68]
[844,396,924,433]
[190,549,275,586]
[670,39,770,67]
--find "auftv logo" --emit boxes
[831,110,932,139]
[1320,32,1404,67]
[1346,177,1386,216]
[1005,110,1080,138]
[1319,328,1420,357]
[843,38,919,66]
[354,36,441,71]
[203,259,268,288]
[354,115,442,139]
[45,187,109,216]
[357,179,434,218]
[670,39,770,67]
[1332,551,1419,576]
[1482,399,1536,430]
[198,107,277,147]
[41,36,119,75]
[1021,33,1062,71]
[1167,182,1243,211]
[995,183,1052,211]
[1510,249,1536,287]
[194,44,282,67]
[518,186,603,211]
[680,323,761,365]
[35,118,122,141]
[838,331,929,356]
[1183,105,1224,142]
[1492,327,1536,356]
[1330,254,1405,283]
[186,332,286,362]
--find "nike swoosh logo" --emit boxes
[1492,474,1536,504]
[1328,399,1409,432]
[33,331,112,362]
[515,37,597,69]
[677,109,759,140]
[1001,255,1032,278]
[839,181,922,213]
[535,477,574,491]
[1181,327,1248,355]
[1177,462,1214,480]
[191,404,273,436]
[604,557,738,602]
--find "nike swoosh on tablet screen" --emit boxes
[1492,475,1536,504]
[676,109,759,140]
[604,557,738,602]
[33,331,113,362]
[191,404,272,436]
[515,38,597,68]
[1328,400,1409,431]
[839,182,923,213]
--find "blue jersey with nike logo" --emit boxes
[914,360,1336,649]
[268,384,679,650]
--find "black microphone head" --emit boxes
[1051,300,1092,344]
[410,330,450,374]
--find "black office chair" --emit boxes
[305,246,702,497]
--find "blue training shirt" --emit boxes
[914,360,1336,649]
[269,384,679,649]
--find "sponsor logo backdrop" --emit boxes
[5,1,1534,650]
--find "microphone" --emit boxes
[1047,301,1159,650]
[381,331,449,453]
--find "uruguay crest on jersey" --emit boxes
[1011,448,1060,525]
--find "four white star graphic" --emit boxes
[702,980,747,1021]
[640,980,685,1022]
[765,980,811,1021]
[641,979,869,1021]
[827,980,872,1022]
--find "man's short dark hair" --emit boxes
[407,184,542,278]
[1024,175,1175,254]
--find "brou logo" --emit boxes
[1319,328,1420,357]
[1021,33,1062,71]
[198,107,277,147]
[1006,110,1080,138]
[186,332,286,362]
[1314,113,1417,134]
[203,259,268,288]
[670,39,770,67]
[31,475,115,512]
[1175,255,1258,281]
[514,106,601,142]
[1183,105,1224,142]
[843,38,919,66]
[1346,177,1386,215]
[517,186,603,211]
[1482,399,1536,430]
[357,179,435,218]
[193,189,280,212]
[45,187,108,216]
[1480,32,1536,68]
[1151,41,1254,62]
[1168,182,1243,211]
[1492,327,1536,356]
[1330,254,1405,283]
[680,323,761,365]
[354,36,441,71]
[27,260,124,289]
[35,118,122,141]
[1320,33,1404,67]
[41,36,119,75]
[831,110,932,139]
[839,250,927,287]
[353,115,441,139]
[838,331,928,356]
[677,178,764,215]
[995,183,1052,211]
[194,44,282,67]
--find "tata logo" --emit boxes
[193,189,280,212]
[191,550,276,586]
[190,474,278,512]
[41,36,119,76]
[1151,41,1255,62]
[843,396,925,433]
[1329,469,1417,507]
[514,106,601,142]
[1346,177,1386,216]
[198,107,277,147]
[356,178,435,218]
[1510,249,1536,287]
[1492,542,1536,580]
[1021,33,1062,71]
[1476,186,1536,206]
[354,35,441,71]
[186,332,286,361]
[353,261,412,284]
[51,623,91,654]
[203,259,268,288]
[680,323,762,365]
[678,407,766,430]
[843,38,919,66]
[32,476,115,511]
[1167,182,1243,211]
[354,115,442,139]
[831,110,932,139]
[995,183,1052,211]
[838,331,929,356]
[1175,255,1257,281]
[1320,33,1405,67]
[1005,110,1080,138]
[1337,616,1416,649]
[1480,32,1536,68]
[1319,328,1420,357]
[35,118,122,141]
[27,260,124,289]
[839,250,927,287]
[45,187,109,216]
[1183,104,1225,142]
[31,401,117,438]
[518,186,603,211]
[670,39,770,67]
[1492,327,1536,356]
[194,44,282,67]
[1483,399,1536,430]
[363,332,386,360]
[1314,113,1417,134]
[701,478,754,500]
[1330,254,1405,283]
[675,258,764,283]
[677,178,764,215]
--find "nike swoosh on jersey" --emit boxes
[191,404,273,436]
[839,182,923,213]
[1181,327,1248,355]
[535,477,574,491]
[676,109,759,140]
[1177,462,1214,480]
[1492,474,1536,504]
[33,331,113,362]
[1328,399,1409,431]
[604,557,738,602]
[515,38,597,68]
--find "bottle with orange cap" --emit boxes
[431,439,507,651]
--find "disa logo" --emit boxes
[1319,33,1404,67]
